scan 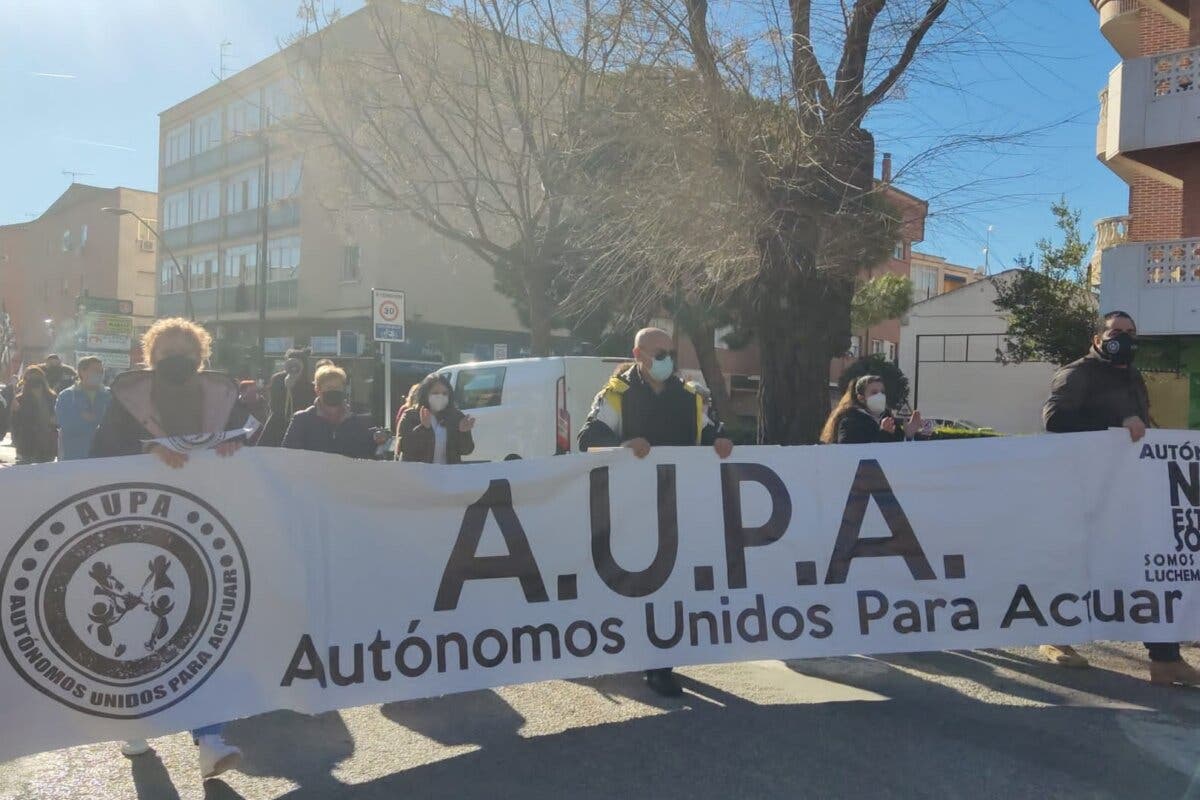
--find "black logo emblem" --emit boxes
[1,484,249,718]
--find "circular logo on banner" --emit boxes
[0,484,250,719]
[378,300,400,322]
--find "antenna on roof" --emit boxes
[61,170,94,184]
[217,40,234,82]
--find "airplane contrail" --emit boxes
[57,137,136,152]
[32,72,76,79]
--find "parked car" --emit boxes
[435,356,635,461]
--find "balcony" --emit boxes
[1097,47,1200,181]
[1089,215,1130,286]
[158,279,299,319]
[1100,238,1200,334]
[1092,0,1139,59]
[160,137,267,191]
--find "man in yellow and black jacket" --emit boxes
[578,327,734,696]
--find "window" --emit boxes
[342,245,360,282]
[165,124,190,166]
[892,241,906,261]
[872,339,897,362]
[455,367,506,410]
[192,111,221,154]
[227,98,260,137]
[848,335,861,358]
[191,251,217,289]
[163,192,189,229]
[226,168,260,214]
[160,262,177,294]
[79,224,87,251]
[269,159,302,201]
[136,219,156,241]
[267,236,300,282]
[191,182,220,222]
[911,265,939,302]
[225,244,258,284]
[264,81,293,125]
[61,229,71,252]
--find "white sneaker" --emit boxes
[197,734,242,780]
[121,739,151,757]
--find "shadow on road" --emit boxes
[381,687,526,749]
[130,751,182,800]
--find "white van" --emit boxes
[436,356,632,461]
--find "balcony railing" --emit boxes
[1143,239,1200,286]
[158,278,299,318]
[1093,0,1139,58]
[1152,47,1199,100]
[1095,216,1130,251]
[161,137,268,191]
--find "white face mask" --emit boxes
[428,393,450,413]
[865,393,888,415]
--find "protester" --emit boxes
[1041,310,1200,685]
[391,383,422,459]
[89,318,244,778]
[282,363,384,458]
[258,348,316,447]
[11,366,58,464]
[820,375,926,444]
[54,357,111,460]
[233,379,269,438]
[396,374,476,464]
[577,327,733,697]
[40,354,77,393]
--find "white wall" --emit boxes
[899,276,1058,435]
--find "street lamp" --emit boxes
[231,129,271,379]
[101,207,194,321]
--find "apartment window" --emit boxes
[161,260,182,294]
[848,335,861,358]
[226,168,261,214]
[165,124,191,166]
[79,224,88,251]
[191,251,218,290]
[892,241,906,261]
[227,98,261,137]
[872,339,897,362]
[61,229,71,252]
[267,236,300,282]
[136,219,157,242]
[163,192,189,230]
[911,264,939,302]
[264,81,293,125]
[193,111,222,154]
[342,245,360,282]
[269,159,302,201]
[225,244,258,284]
[191,181,220,222]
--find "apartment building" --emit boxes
[1093,0,1200,428]
[0,183,157,370]
[155,8,541,383]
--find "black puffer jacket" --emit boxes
[577,365,717,451]
[1043,350,1150,432]
[397,406,475,464]
[835,407,906,444]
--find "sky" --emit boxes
[0,0,1126,272]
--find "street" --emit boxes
[0,642,1198,799]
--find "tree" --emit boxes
[290,0,640,355]
[851,273,914,351]
[993,198,1097,366]
[571,0,950,444]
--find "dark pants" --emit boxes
[1146,642,1181,662]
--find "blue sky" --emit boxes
[1,0,1124,272]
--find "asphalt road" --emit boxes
[2,641,1200,799]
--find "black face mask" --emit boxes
[320,390,346,407]
[155,355,200,384]
[1097,331,1138,366]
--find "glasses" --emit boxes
[652,350,676,362]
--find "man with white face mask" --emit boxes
[577,327,733,697]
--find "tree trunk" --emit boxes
[681,318,733,427]
[526,266,554,357]
[755,234,855,445]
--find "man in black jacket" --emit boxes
[578,327,733,697]
[1042,310,1199,686]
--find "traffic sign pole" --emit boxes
[384,342,392,431]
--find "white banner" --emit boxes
[0,429,1196,761]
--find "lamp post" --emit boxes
[101,207,194,320]
[231,130,271,379]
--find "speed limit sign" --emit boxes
[372,289,406,342]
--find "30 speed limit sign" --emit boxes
[372,289,406,342]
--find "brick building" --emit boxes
[0,184,157,373]
[1094,0,1200,427]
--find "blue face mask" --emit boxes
[648,354,674,382]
